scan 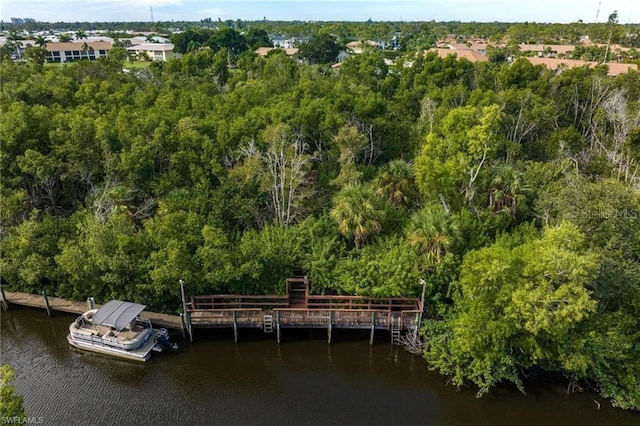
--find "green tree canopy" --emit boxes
[0,365,26,418]
[423,223,599,396]
[299,33,339,65]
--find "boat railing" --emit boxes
[135,317,153,330]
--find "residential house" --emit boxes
[518,44,575,58]
[426,48,488,62]
[524,57,638,76]
[270,36,307,49]
[435,37,497,55]
[126,43,180,61]
[271,36,294,48]
[345,40,380,54]
[254,47,299,57]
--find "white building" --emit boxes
[45,41,111,63]
[126,43,180,61]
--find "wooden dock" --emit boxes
[2,290,181,330]
[184,277,424,344]
[2,277,425,345]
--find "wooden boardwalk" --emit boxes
[2,291,181,330]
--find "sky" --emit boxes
[1,0,639,24]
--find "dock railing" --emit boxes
[305,295,420,311]
[188,294,289,310]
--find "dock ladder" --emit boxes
[263,314,274,333]
[390,314,401,345]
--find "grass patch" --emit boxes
[124,61,152,69]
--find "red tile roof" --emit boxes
[525,57,638,76]
[254,47,299,57]
[519,44,575,55]
[426,48,488,62]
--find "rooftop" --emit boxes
[525,57,638,76]
[427,48,489,62]
[254,47,299,57]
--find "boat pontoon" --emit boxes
[67,300,177,361]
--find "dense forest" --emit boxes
[1,25,639,410]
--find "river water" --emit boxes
[2,307,639,425]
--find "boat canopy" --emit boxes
[92,300,147,331]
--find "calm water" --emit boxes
[2,308,639,426]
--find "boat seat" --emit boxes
[96,325,112,336]
[75,328,98,336]
[118,331,138,341]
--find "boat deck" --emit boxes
[67,330,160,362]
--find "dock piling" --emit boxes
[186,311,193,342]
[87,297,95,310]
[0,285,8,311]
[327,310,333,344]
[370,311,376,345]
[232,310,238,343]
[180,313,186,339]
[42,290,52,316]
[276,311,281,344]
[180,279,193,342]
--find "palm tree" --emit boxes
[75,30,88,40]
[34,35,47,48]
[375,159,418,209]
[405,205,462,265]
[58,33,72,42]
[6,31,23,59]
[330,183,384,250]
[80,42,92,60]
[487,165,532,224]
